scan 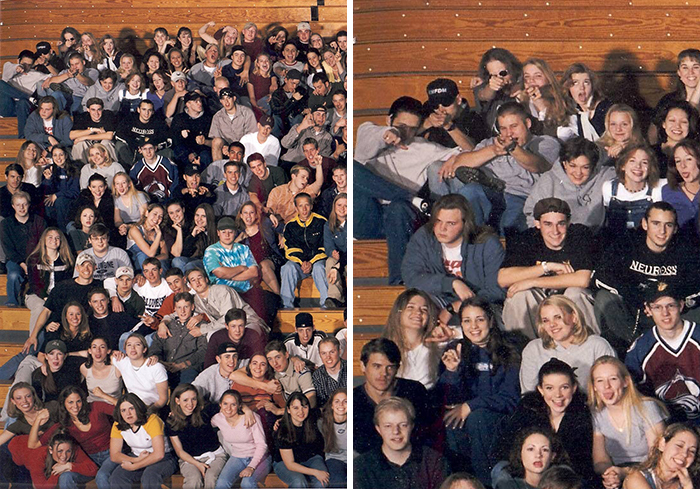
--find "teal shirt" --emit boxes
[203,241,258,292]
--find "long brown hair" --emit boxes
[668,139,700,190]
[636,423,700,477]
[26,227,74,269]
[427,194,495,245]
[328,193,347,233]
[60,301,92,343]
[167,384,205,431]
[320,388,346,453]
[523,58,573,126]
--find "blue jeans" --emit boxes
[58,471,94,489]
[0,80,32,137]
[280,260,328,308]
[326,458,347,488]
[109,452,178,489]
[445,408,505,487]
[5,260,25,306]
[353,160,424,284]
[128,244,169,273]
[456,183,527,235]
[273,454,328,488]
[0,330,41,380]
[171,256,203,273]
[215,455,271,489]
[90,449,119,489]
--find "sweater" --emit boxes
[523,160,616,229]
[24,113,73,150]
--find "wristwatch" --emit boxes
[541,261,550,274]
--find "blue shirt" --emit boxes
[203,242,257,292]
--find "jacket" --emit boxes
[283,213,327,264]
[523,159,615,229]
[24,112,73,150]
[81,81,124,111]
[401,225,506,305]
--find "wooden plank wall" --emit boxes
[2,0,346,65]
[353,0,698,138]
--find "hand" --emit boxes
[46,321,60,333]
[269,214,279,228]
[452,280,474,301]
[135,274,146,287]
[42,78,52,90]
[119,224,128,236]
[327,268,338,284]
[313,470,330,486]
[121,460,136,471]
[44,194,57,206]
[242,406,256,427]
[606,142,625,158]
[290,356,306,373]
[547,262,575,275]
[35,408,51,425]
[437,156,457,181]
[443,402,471,429]
[292,90,303,101]
[264,380,282,395]
[239,70,249,85]
[676,466,693,489]
[43,166,53,180]
[506,279,535,298]
[425,111,446,129]
[51,462,73,475]
[112,351,126,361]
[192,225,206,237]
[601,466,623,489]
[22,336,37,353]
[493,136,510,156]
[141,314,156,327]
[488,74,507,92]
[186,314,204,330]
[112,296,124,313]
[383,128,407,149]
[301,261,312,274]
[299,113,313,131]
[441,343,462,372]
[195,460,209,478]
[195,135,206,145]
[332,250,340,260]
[214,66,222,78]
[526,85,542,100]
[426,321,455,343]
[157,322,171,339]
[146,356,159,367]
[239,467,255,478]
[181,129,190,139]
[93,386,106,399]
[198,186,209,195]
[188,327,203,337]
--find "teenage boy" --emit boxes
[267,165,323,224]
[130,138,179,201]
[498,197,598,340]
[209,87,257,161]
[284,312,327,368]
[355,397,446,489]
[193,342,242,404]
[87,287,138,353]
[39,52,98,114]
[213,161,250,217]
[626,284,700,422]
[246,153,288,212]
[115,99,171,167]
[170,91,213,170]
[280,105,334,165]
[311,337,347,407]
[203,308,265,369]
[75,223,131,281]
[111,266,146,319]
[149,292,208,387]
[240,115,281,167]
[69,97,117,164]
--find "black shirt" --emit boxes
[165,411,220,456]
[72,110,118,132]
[502,224,595,271]
[354,445,446,489]
[115,114,170,151]
[44,278,104,324]
[274,423,324,464]
[31,359,83,404]
[89,312,138,351]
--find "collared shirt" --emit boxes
[284,331,326,368]
[354,445,446,489]
[312,359,347,406]
[193,363,234,404]
[267,181,319,223]
[275,360,315,400]
[203,242,257,293]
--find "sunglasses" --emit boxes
[490,69,509,78]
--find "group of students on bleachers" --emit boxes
[354,46,700,489]
[0,15,349,489]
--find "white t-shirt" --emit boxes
[602,178,666,206]
[441,243,463,278]
[114,357,168,406]
[240,132,281,167]
[134,280,172,316]
[398,343,435,389]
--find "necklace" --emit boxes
[682,182,699,199]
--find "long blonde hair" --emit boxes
[587,356,668,444]
[536,295,591,349]
[597,103,644,149]
[88,143,115,170]
[27,227,74,269]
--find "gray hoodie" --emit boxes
[523,159,615,229]
[81,81,124,111]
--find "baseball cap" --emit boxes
[426,78,459,110]
[217,342,238,356]
[170,71,187,82]
[116,266,134,279]
[219,87,235,99]
[217,216,236,230]
[297,22,311,31]
[644,281,684,304]
[296,312,314,329]
[533,198,572,221]
[35,41,52,55]
[183,165,202,176]
[76,253,96,266]
[258,114,273,127]
[231,46,246,56]
[45,339,67,355]
[311,104,327,113]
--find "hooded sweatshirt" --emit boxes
[523,159,615,229]
[81,81,124,111]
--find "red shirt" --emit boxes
[43,401,114,455]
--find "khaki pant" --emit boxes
[178,452,228,489]
[325,255,345,302]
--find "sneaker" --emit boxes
[324,298,344,309]
[49,83,72,95]
[455,166,506,192]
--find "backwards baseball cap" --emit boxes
[231,46,246,56]
[243,22,258,31]
[217,216,236,230]
[286,69,302,81]
[183,164,202,176]
[258,114,273,127]
[295,312,314,329]
[533,197,572,221]
[297,22,311,31]
[116,266,134,279]
[170,71,187,82]
[217,342,238,356]
[426,78,459,110]
[219,87,236,99]
[35,41,52,55]
[311,104,327,113]
[76,252,96,266]
[137,136,155,148]
[183,91,201,103]
[644,281,684,304]
[45,339,67,355]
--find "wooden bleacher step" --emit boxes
[0,118,19,138]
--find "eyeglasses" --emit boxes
[649,303,680,312]
[490,69,509,79]
[66,37,75,41]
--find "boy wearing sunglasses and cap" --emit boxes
[209,87,257,161]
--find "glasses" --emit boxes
[490,69,509,78]
[66,37,75,41]
[649,303,680,312]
